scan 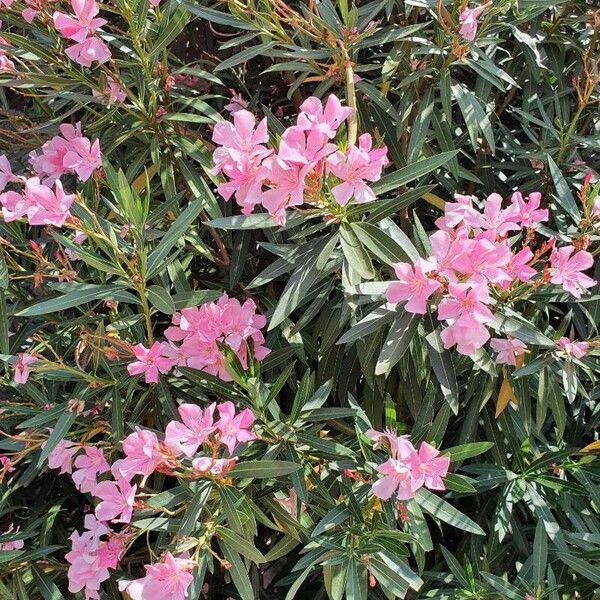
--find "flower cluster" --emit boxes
[127,294,270,383]
[118,552,195,600]
[386,192,596,356]
[53,0,111,67]
[29,122,102,183]
[368,429,450,501]
[46,400,255,599]
[211,94,388,224]
[0,176,74,226]
[0,124,101,226]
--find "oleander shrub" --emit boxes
[0,0,599,598]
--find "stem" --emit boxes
[343,45,358,146]
[137,283,154,345]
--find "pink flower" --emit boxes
[459,2,491,42]
[62,137,102,181]
[93,76,126,106]
[53,0,107,42]
[65,36,111,68]
[490,338,527,366]
[164,403,216,457]
[211,110,271,215]
[438,282,494,326]
[556,337,588,359]
[127,342,175,384]
[277,488,305,519]
[510,191,548,228]
[0,456,14,475]
[117,552,195,600]
[0,53,15,73]
[550,246,595,298]
[71,446,110,494]
[191,456,237,476]
[0,154,17,192]
[224,90,248,114]
[464,193,520,236]
[439,194,479,229]
[94,477,137,523]
[440,320,490,356]
[503,247,536,286]
[326,133,388,206]
[0,535,24,551]
[64,230,88,261]
[22,8,38,22]
[12,353,36,384]
[386,259,441,314]
[0,0,15,8]
[148,0,160,7]
[296,94,352,140]
[112,427,164,481]
[408,442,450,491]
[260,157,310,224]
[372,457,416,501]
[451,238,512,285]
[47,438,80,474]
[215,401,256,454]
[22,177,75,226]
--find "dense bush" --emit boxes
[0,0,599,598]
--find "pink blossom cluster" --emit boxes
[0,176,74,226]
[47,401,254,598]
[211,94,388,224]
[29,122,102,183]
[65,515,127,599]
[53,0,111,67]
[385,192,596,357]
[367,429,450,501]
[127,294,270,383]
[118,552,195,600]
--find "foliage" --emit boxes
[0,0,599,599]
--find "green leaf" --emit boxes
[229,461,302,479]
[532,518,548,587]
[269,235,338,329]
[215,42,277,71]
[146,285,176,315]
[372,151,459,196]
[340,224,375,279]
[443,473,477,493]
[150,7,190,59]
[351,222,412,265]
[178,481,212,537]
[451,83,495,153]
[337,306,395,345]
[489,313,554,347]
[547,155,580,221]
[218,527,266,564]
[31,568,65,600]
[146,200,203,278]
[312,505,351,537]
[38,409,77,466]
[220,542,255,600]
[442,442,494,461]
[415,488,485,535]
[375,311,419,376]
[15,284,134,317]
